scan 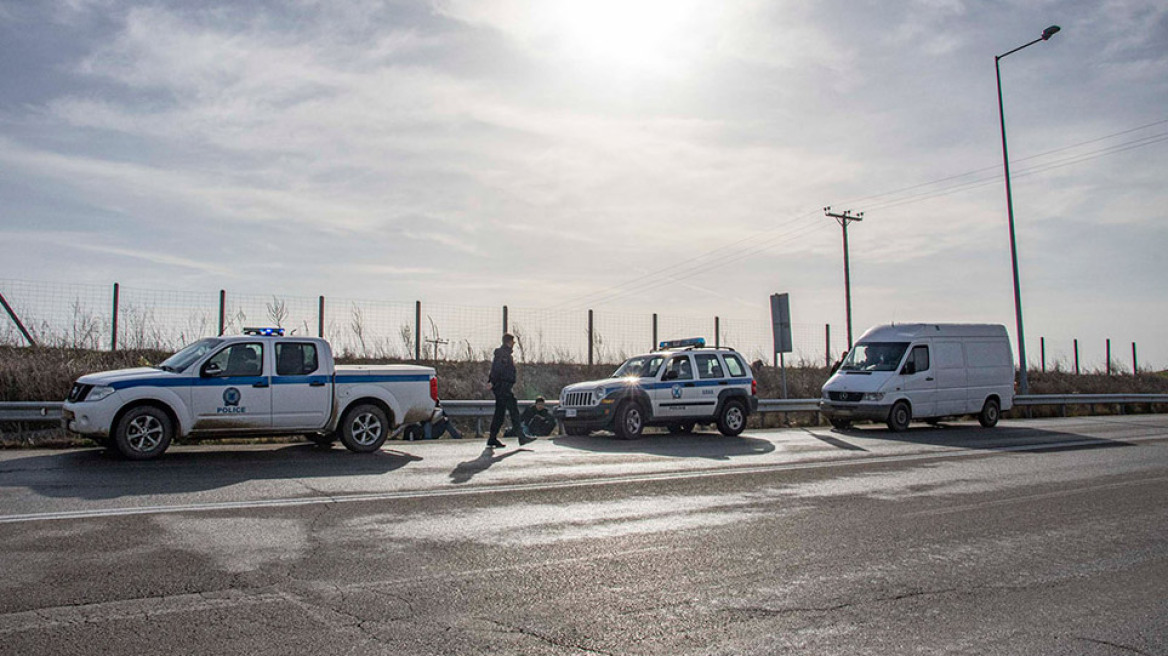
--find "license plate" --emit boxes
[565,409,577,418]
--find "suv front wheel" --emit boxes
[614,401,645,440]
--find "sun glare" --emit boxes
[537,0,707,74]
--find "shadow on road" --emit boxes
[448,447,529,484]
[0,443,423,500]
[552,430,776,461]
[829,422,1136,452]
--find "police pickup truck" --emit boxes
[555,338,758,439]
[63,328,438,460]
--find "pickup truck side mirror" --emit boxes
[202,362,222,377]
[663,370,679,381]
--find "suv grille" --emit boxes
[68,383,93,403]
[828,391,863,403]
[563,391,593,407]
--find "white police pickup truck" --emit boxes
[63,328,438,460]
[555,338,758,439]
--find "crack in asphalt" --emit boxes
[722,586,967,618]
[1072,635,1156,656]
[484,619,619,656]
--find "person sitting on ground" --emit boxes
[520,396,556,437]
[403,400,463,440]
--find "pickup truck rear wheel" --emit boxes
[114,405,173,460]
[339,404,389,453]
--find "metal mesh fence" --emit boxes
[19,278,1148,370]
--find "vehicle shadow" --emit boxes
[0,443,423,500]
[553,430,776,461]
[448,447,529,484]
[830,421,1136,452]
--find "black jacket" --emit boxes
[488,345,516,389]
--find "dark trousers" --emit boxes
[489,386,522,439]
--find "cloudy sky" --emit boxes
[1,0,1165,367]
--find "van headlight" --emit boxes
[86,386,115,402]
[863,392,884,402]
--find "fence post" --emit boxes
[652,313,657,350]
[218,290,226,336]
[1074,339,1080,375]
[588,309,594,366]
[1106,338,1111,375]
[318,296,325,338]
[825,324,831,367]
[415,301,421,361]
[0,290,35,347]
[715,316,720,348]
[502,305,508,334]
[1133,342,1138,375]
[110,282,119,352]
[1040,337,1045,373]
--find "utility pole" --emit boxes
[824,207,864,349]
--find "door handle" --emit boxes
[253,380,270,388]
[926,377,934,381]
[309,381,326,387]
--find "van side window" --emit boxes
[694,354,725,379]
[723,354,746,378]
[276,343,318,376]
[906,345,930,374]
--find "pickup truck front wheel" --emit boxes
[114,405,173,460]
[339,404,389,453]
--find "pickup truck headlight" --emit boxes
[863,392,884,402]
[86,386,116,402]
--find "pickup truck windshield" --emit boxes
[840,342,909,372]
[157,338,223,373]
[613,355,666,378]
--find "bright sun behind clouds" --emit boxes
[439,0,714,75]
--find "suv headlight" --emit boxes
[863,392,884,402]
[87,386,116,402]
[592,388,607,404]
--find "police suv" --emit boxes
[63,328,438,460]
[554,338,758,439]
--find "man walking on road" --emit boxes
[487,333,534,449]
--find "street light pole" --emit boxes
[825,207,864,350]
[995,24,1060,395]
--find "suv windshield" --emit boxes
[157,338,223,373]
[613,355,666,378]
[839,342,909,372]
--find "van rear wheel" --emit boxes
[886,401,911,432]
[978,398,1001,428]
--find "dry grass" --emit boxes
[2,345,1166,446]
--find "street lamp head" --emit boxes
[1041,25,1061,40]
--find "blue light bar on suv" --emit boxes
[659,337,705,349]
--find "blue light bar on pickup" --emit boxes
[243,327,285,336]
[659,337,705,349]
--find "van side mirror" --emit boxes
[901,362,915,375]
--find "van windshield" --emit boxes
[840,342,909,372]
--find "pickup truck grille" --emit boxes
[68,383,93,403]
[828,391,863,402]
[562,391,593,407]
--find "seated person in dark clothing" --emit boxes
[520,396,556,436]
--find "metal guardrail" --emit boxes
[6,394,1167,425]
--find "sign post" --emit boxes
[770,293,792,399]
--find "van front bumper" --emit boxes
[819,401,891,422]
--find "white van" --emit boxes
[819,323,1015,431]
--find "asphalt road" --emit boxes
[1,416,1166,655]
